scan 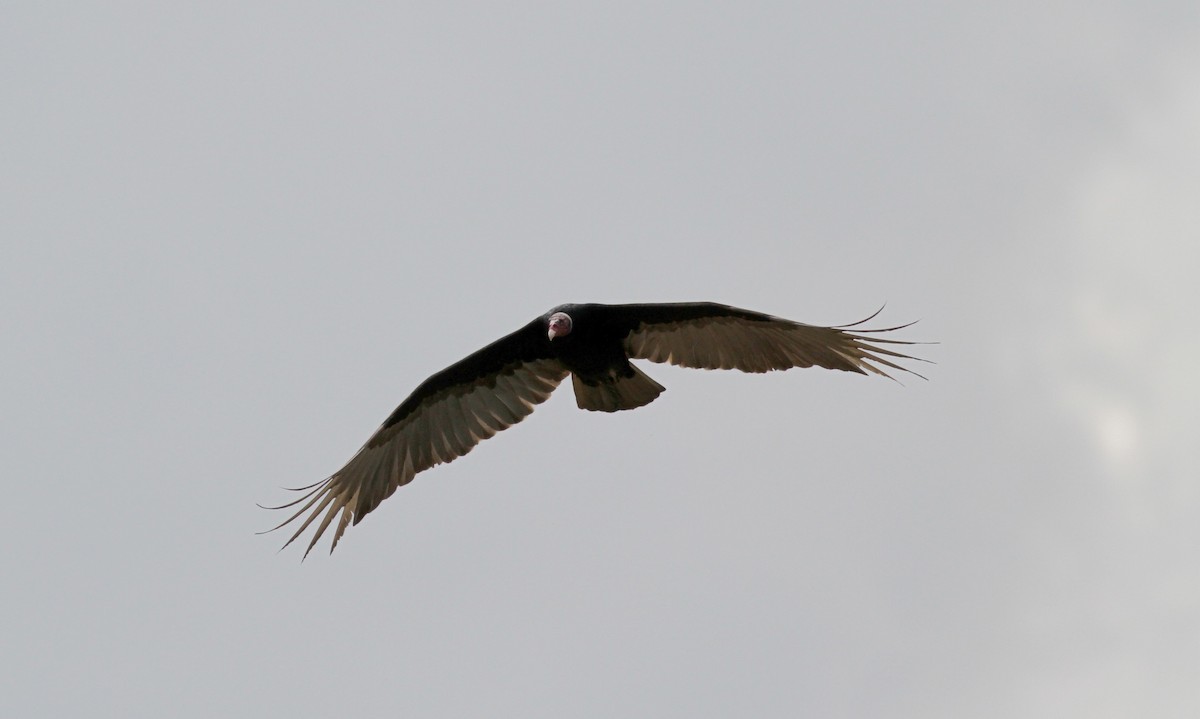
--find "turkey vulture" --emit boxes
[264,302,925,557]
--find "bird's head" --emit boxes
[547,312,573,341]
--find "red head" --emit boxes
[547,312,573,340]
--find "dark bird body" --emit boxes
[265,302,925,557]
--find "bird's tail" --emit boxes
[572,363,665,412]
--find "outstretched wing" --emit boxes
[608,302,925,378]
[263,318,567,558]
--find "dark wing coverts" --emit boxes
[265,319,567,557]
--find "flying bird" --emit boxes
[264,302,925,557]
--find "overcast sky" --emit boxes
[4,3,1199,717]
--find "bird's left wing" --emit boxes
[606,302,925,379]
[263,318,567,558]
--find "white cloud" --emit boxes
[1053,49,1200,501]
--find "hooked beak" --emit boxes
[548,327,561,341]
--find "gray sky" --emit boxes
[4,3,1199,717]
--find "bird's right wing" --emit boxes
[262,318,567,558]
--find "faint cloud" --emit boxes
[1049,48,1200,504]
[1060,378,1141,475]
[1096,404,1140,468]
